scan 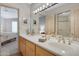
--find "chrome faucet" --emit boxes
[62,37,65,43]
[56,35,73,45]
[57,35,65,43]
[66,33,74,45]
[68,39,71,45]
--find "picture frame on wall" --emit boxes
[33,20,36,24]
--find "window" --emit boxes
[12,21,17,33]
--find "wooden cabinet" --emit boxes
[19,36,56,56]
[36,46,55,56]
[19,36,26,56]
[19,36,36,56]
[26,40,36,56]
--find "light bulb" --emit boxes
[37,8,39,12]
[46,3,50,8]
[33,11,35,14]
[42,5,46,9]
[35,10,37,13]
[39,7,42,11]
[46,3,49,6]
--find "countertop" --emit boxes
[20,33,79,56]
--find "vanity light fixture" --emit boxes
[33,3,58,14]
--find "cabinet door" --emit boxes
[36,46,55,56]
[19,36,26,56]
[26,40,35,56]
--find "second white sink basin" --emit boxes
[45,38,79,56]
[48,42,72,50]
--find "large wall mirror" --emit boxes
[32,10,72,37]
[31,3,79,43]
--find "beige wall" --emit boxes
[71,8,79,38]
[45,15,55,35]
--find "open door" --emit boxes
[0,6,19,56]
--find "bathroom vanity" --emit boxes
[19,34,56,56]
[19,33,79,56]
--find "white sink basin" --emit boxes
[46,38,79,56]
[48,42,72,50]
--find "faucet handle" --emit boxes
[68,39,71,45]
[62,37,65,43]
[56,35,63,43]
[67,37,73,45]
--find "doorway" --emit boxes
[0,6,19,56]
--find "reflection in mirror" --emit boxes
[56,11,71,37]
[39,16,45,33]
[39,14,55,36]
